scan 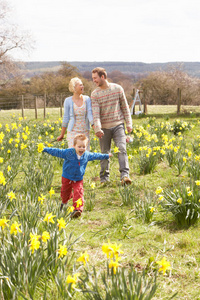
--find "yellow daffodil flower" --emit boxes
[57,218,66,231]
[177,198,182,204]
[76,198,82,208]
[38,194,45,204]
[38,143,44,153]
[113,146,120,153]
[58,244,68,258]
[49,187,55,198]
[77,251,89,266]
[41,231,50,243]
[7,191,16,201]
[90,182,96,189]
[0,171,6,185]
[67,206,75,214]
[10,222,22,235]
[66,273,80,289]
[43,212,56,224]
[155,187,163,194]
[0,217,9,229]
[109,258,121,274]
[156,257,172,275]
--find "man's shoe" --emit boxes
[121,177,132,185]
[70,210,81,218]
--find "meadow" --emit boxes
[1,106,200,299]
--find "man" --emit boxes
[91,67,132,185]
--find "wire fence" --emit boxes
[0,94,64,119]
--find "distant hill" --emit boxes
[21,61,200,78]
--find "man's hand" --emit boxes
[95,130,104,138]
[126,127,132,133]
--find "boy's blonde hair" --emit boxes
[69,77,82,93]
[73,134,88,146]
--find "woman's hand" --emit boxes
[57,135,64,141]
[95,130,104,138]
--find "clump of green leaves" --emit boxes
[160,181,200,228]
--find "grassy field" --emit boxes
[1,107,200,299]
[1,104,200,123]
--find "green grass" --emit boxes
[1,107,200,299]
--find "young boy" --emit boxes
[43,134,112,218]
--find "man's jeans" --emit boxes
[99,123,129,182]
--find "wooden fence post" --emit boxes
[143,91,147,114]
[177,88,181,114]
[44,93,46,119]
[35,96,38,119]
[132,88,136,115]
[60,95,63,118]
[21,95,24,118]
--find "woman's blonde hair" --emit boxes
[69,77,82,93]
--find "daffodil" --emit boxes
[29,233,41,253]
[156,257,172,275]
[77,251,89,266]
[0,217,9,229]
[113,146,120,153]
[7,191,16,201]
[177,198,182,204]
[67,206,75,214]
[90,182,96,189]
[155,187,163,194]
[109,258,121,274]
[0,171,6,185]
[58,244,68,258]
[66,273,80,289]
[102,241,123,259]
[43,212,56,224]
[57,217,66,231]
[10,222,22,235]
[38,194,45,204]
[76,198,82,208]
[41,231,50,243]
[195,180,200,186]
[150,207,155,213]
[38,143,44,153]
[49,187,55,198]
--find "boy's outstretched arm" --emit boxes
[43,147,68,159]
[88,152,112,161]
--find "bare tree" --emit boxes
[0,0,32,82]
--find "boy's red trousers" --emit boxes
[61,177,84,212]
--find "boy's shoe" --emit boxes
[70,210,81,218]
[60,203,64,211]
[121,177,132,185]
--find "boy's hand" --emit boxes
[108,153,113,157]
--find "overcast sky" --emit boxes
[9,0,200,63]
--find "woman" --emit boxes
[57,77,94,150]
